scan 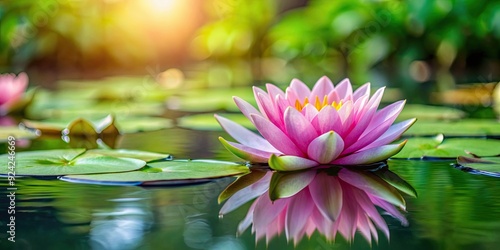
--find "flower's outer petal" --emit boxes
[310,76,334,99]
[309,173,342,221]
[361,100,406,138]
[352,187,389,241]
[333,140,407,165]
[269,170,316,200]
[266,83,285,100]
[334,78,353,101]
[307,131,344,164]
[237,201,256,235]
[284,107,318,153]
[253,86,273,118]
[220,172,271,215]
[251,114,304,156]
[285,190,315,241]
[363,118,417,150]
[257,92,284,128]
[215,114,279,152]
[219,137,274,163]
[289,78,310,100]
[353,82,370,101]
[253,193,288,233]
[370,197,408,227]
[233,96,261,123]
[269,154,318,171]
[344,100,406,153]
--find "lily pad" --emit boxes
[167,87,255,112]
[87,149,171,162]
[455,156,500,177]
[397,104,465,121]
[177,113,253,131]
[393,135,500,159]
[404,119,500,137]
[0,149,146,176]
[21,115,172,136]
[60,159,250,186]
[0,126,39,140]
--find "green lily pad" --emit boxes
[167,87,255,112]
[0,149,146,176]
[177,113,253,131]
[0,126,39,141]
[455,156,500,177]
[404,119,500,137]
[21,115,172,136]
[393,135,500,159]
[397,104,465,121]
[117,117,173,133]
[87,149,171,162]
[60,159,250,186]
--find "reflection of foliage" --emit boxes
[390,160,500,249]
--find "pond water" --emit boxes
[1,128,500,250]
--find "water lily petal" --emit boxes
[253,194,288,231]
[269,170,316,200]
[233,96,261,123]
[251,114,303,156]
[309,173,342,221]
[310,76,334,99]
[268,154,318,171]
[307,131,344,164]
[285,190,314,241]
[353,82,370,101]
[335,78,353,101]
[312,105,342,134]
[284,107,318,153]
[220,172,271,214]
[338,169,406,208]
[219,137,274,163]
[333,140,407,165]
[363,118,417,150]
[215,114,278,152]
[289,78,310,100]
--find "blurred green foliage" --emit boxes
[0,0,498,96]
[193,0,499,93]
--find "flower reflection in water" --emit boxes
[219,165,415,245]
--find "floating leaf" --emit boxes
[177,113,253,131]
[397,104,465,121]
[167,88,255,112]
[0,126,39,140]
[117,116,173,133]
[455,155,500,177]
[87,149,170,162]
[393,135,500,159]
[0,149,146,176]
[404,119,500,137]
[21,115,172,136]
[60,159,250,186]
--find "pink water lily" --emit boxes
[219,168,409,245]
[215,76,416,171]
[0,72,28,115]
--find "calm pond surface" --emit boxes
[1,128,500,250]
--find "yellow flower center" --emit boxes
[294,96,342,111]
